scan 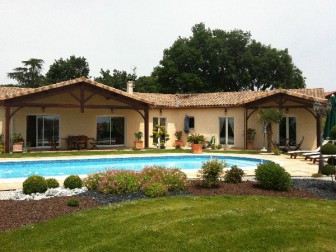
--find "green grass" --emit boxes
[0,149,260,158]
[1,196,336,251]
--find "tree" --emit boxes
[154,23,305,93]
[135,76,160,93]
[94,69,136,91]
[258,108,284,153]
[7,58,45,88]
[45,55,89,84]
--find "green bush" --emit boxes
[211,144,216,150]
[216,144,222,150]
[327,157,336,165]
[255,162,292,191]
[83,172,104,191]
[321,143,336,155]
[98,170,139,194]
[142,182,168,197]
[321,165,336,176]
[63,175,83,189]
[330,126,336,140]
[139,166,188,192]
[311,173,323,178]
[198,159,226,188]
[224,166,245,183]
[23,175,48,195]
[67,198,79,207]
[46,178,59,188]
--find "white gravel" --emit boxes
[0,187,87,201]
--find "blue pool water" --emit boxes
[0,155,268,179]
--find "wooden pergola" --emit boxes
[1,80,151,153]
[242,92,326,149]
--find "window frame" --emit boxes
[219,117,235,146]
[96,115,126,147]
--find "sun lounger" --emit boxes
[309,154,335,164]
[288,140,330,159]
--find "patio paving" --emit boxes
[0,153,319,190]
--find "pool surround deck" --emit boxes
[0,153,319,190]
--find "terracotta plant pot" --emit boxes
[13,141,24,153]
[246,142,254,150]
[134,141,143,149]
[191,143,203,154]
[175,140,183,147]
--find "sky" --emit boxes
[1,0,335,91]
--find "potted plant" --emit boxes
[187,133,205,154]
[246,128,256,150]
[151,125,170,149]
[134,131,143,149]
[174,130,183,148]
[12,133,24,153]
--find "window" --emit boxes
[219,117,234,145]
[97,116,125,146]
[279,116,296,146]
[26,115,60,147]
[188,117,195,130]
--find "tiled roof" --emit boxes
[0,78,154,105]
[133,88,326,107]
[0,78,327,107]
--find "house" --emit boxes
[0,77,327,152]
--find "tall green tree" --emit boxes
[135,76,160,93]
[258,108,284,153]
[154,23,305,93]
[7,58,45,88]
[94,69,136,91]
[46,55,89,84]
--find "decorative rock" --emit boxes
[1,187,88,201]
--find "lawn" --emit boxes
[1,196,336,251]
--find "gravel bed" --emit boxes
[292,178,336,200]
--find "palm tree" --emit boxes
[258,108,284,152]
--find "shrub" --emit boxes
[321,143,336,155]
[224,166,245,183]
[311,173,323,178]
[23,175,48,195]
[164,168,188,191]
[198,159,226,188]
[321,165,336,176]
[139,166,187,192]
[46,178,59,188]
[255,162,291,191]
[98,170,139,194]
[67,198,79,207]
[142,182,168,197]
[64,175,83,189]
[210,144,216,150]
[330,126,336,140]
[327,157,336,165]
[83,172,104,191]
[216,144,222,150]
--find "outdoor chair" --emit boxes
[284,137,304,152]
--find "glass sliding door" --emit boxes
[279,116,297,146]
[219,117,234,145]
[26,115,60,148]
[97,116,125,146]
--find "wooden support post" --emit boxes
[5,106,10,153]
[316,113,321,149]
[80,84,85,113]
[144,108,149,148]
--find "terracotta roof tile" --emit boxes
[0,78,326,107]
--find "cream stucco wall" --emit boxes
[0,88,318,151]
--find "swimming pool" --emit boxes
[0,155,268,179]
